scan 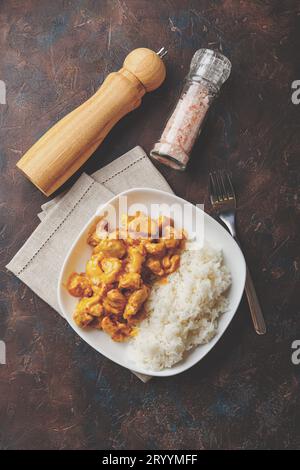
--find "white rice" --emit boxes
[127,244,231,371]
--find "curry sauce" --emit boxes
[67,212,185,342]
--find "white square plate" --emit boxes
[58,188,246,377]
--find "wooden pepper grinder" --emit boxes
[17,47,167,196]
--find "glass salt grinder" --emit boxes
[150,49,232,170]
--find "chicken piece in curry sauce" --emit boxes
[66,212,186,342]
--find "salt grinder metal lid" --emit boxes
[188,49,232,91]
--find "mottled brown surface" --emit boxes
[0,0,300,450]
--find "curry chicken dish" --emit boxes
[66,212,186,342]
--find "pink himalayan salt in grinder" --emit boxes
[150,49,232,170]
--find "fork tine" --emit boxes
[223,171,235,200]
[218,170,228,200]
[214,171,224,201]
[209,172,218,204]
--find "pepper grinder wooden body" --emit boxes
[16,48,166,196]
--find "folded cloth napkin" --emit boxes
[7,146,173,383]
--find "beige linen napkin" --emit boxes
[7,146,173,382]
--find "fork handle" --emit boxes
[234,236,266,335]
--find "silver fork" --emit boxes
[209,170,266,335]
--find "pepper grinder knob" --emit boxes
[123,47,166,91]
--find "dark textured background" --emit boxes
[1,0,300,450]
